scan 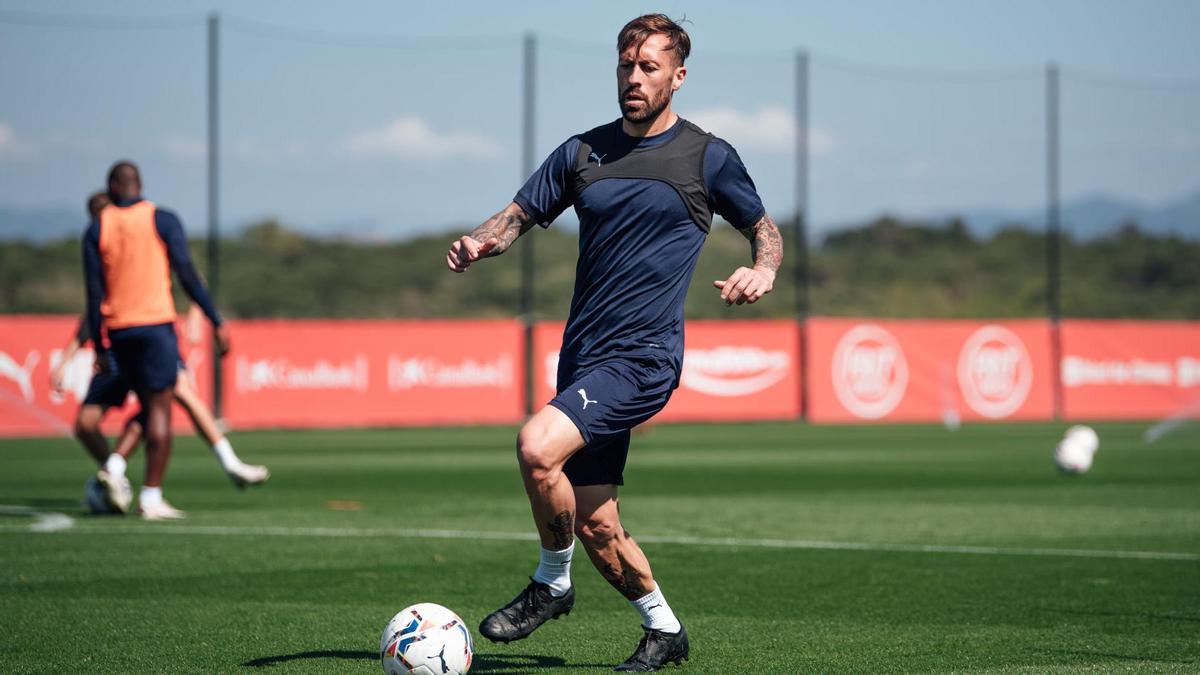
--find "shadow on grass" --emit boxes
[1037,648,1197,665]
[1045,607,1200,623]
[0,496,83,511]
[473,653,612,672]
[242,650,376,667]
[240,650,604,671]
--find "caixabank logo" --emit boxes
[957,325,1032,419]
[831,324,908,419]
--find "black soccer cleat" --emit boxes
[614,624,689,672]
[478,578,574,643]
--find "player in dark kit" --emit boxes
[446,15,783,672]
[83,161,230,520]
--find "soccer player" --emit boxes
[51,304,269,499]
[446,15,783,671]
[83,161,231,520]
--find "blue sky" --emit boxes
[1,0,1197,238]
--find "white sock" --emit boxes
[531,543,574,597]
[211,437,240,470]
[103,453,127,477]
[140,486,163,508]
[631,585,681,633]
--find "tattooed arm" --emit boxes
[445,202,537,273]
[713,213,784,305]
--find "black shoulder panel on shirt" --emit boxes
[574,119,714,233]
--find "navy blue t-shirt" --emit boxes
[514,117,766,372]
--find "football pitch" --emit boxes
[1,421,1198,673]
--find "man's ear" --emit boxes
[673,66,687,92]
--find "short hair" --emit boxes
[617,14,691,66]
[107,160,141,189]
[86,190,109,219]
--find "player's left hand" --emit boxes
[713,266,775,306]
[215,324,232,357]
[446,236,499,273]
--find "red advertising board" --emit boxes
[223,319,524,428]
[807,318,1055,423]
[5,315,1197,435]
[0,314,211,437]
[1060,320,1200,420]
[532,320,801,422]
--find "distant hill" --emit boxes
[0,205,86,243]
[2,216,1196,320]
[4,188,1199,243]
[914,189,1200,240]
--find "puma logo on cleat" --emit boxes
[588,151,607,165]
[578,388,598,410]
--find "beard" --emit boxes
[620,86,672,123]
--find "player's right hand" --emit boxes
[93,352,111,376]
[49,365,65,394]
[446,236,498,273]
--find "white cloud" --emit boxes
[161,136,206,160]
[344,116,501,160]
[689,106,835,156]
[0,121,35,159]
[1169,133,1199,152]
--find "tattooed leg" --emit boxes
[575,485,656,600]
[546,510,574,550]
[516,406,586,550]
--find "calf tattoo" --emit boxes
[546,510,574,549]
[601,562,648,600]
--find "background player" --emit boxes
[51,303,269,499]
[446,14,783,671]
[84,161,231,520]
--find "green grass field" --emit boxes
[1,421,1198,673]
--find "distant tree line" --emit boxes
[1,217,1196,320]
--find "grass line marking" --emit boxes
[0,505,75,532]
[2,521,1197,562]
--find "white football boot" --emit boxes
[95,469,132,515]
[226,462,270,489]
[138,500,187,521]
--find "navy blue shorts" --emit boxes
[108,322,180,394]
[82,352,132,408]
[548,354,678,486]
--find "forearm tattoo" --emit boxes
[469,207,534,257]
[601,562,649,600]
[740,213,783,273]
[546,510,574,550]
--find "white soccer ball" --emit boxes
[1054,425,1099,475]
[380,603,473,675]
[83,476,113,514]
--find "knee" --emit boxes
[516,425,561,485]
[124,415,144,437]
[576,512,621,549]
[74,407,102,437]
[145,418,169,444]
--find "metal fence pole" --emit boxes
[1046,62,1063,419]
[207,11,222,418]
[521,32,536,417]
[795,48,810,420]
